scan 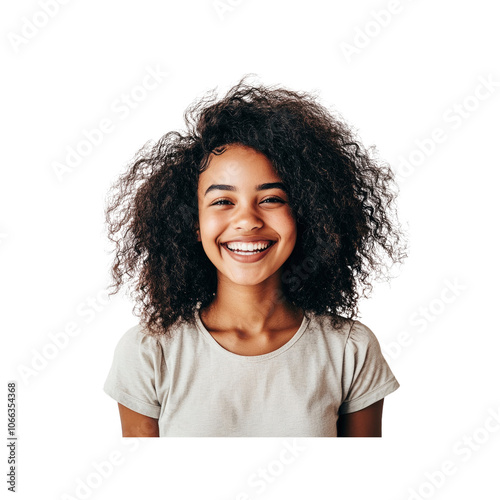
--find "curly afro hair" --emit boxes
[105,75,408,337]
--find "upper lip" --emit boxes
[222,238,276,244]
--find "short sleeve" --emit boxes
[338,320,400,415]
[103,325,163,419]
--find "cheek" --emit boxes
[286,218,298,249]
[280,212,297,237]
[199,212,225,239]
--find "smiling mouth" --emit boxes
[222,241,275,255]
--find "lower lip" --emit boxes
[222,242,275,263]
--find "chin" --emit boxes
[223,267,282,286]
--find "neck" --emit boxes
[200,273,303,337]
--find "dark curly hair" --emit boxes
[104,75,408,337]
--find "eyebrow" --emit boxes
[204,182,287,197]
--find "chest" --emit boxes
[208,325,300,356]
[158,355,342,437]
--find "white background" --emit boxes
[2,0,499,499]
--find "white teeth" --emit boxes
[226,241,272,252]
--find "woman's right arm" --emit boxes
[117,403,159,437]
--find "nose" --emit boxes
[231,202,264,231]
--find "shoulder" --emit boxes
[341,319,389,372]
[114,317,197,355]
[117,323,156,344]
[113,323,162,357]
[308,313,382,355]
[306,311,356,344]
[346,320,380,349]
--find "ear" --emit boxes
[195,227,201,242]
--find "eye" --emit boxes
[210,199,231,206]
[210,197,285,206]
[262,197,285,204]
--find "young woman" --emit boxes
[103,76,408,437]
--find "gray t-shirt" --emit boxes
[103,307,400,436]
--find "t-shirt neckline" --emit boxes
[194,307,311,362]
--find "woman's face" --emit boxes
[196,144,297,287]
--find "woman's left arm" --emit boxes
[336,399,384,437]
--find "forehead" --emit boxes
[198,145,280,189]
